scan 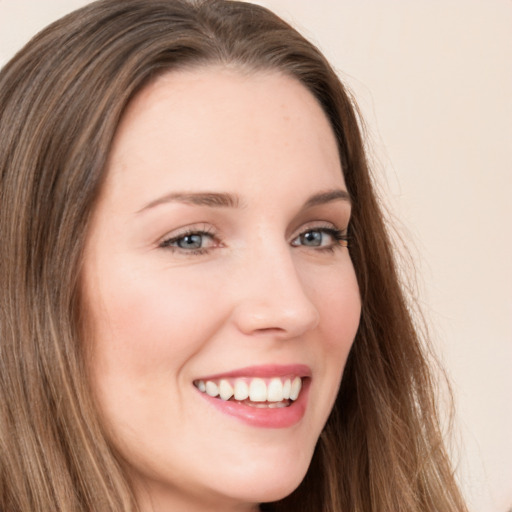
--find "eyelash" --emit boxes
[291,226,349,253]
[159,225,217,256]
[159,224,349,256]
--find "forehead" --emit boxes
[102,66,345,205]
[120,65,331,131]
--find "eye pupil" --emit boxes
[179,234,203,249]
[301,231,322,246]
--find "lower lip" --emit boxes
[196,380,310,429]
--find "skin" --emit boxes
[82,67,361,512]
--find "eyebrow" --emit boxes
[303,189,351,208]
[137,187,350,213]
[138,191,242,212]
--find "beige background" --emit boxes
[1,1,510,511]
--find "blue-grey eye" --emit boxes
[160,228,217,253]
[300,230,323,246]
[291,227,348,250]
[176,234,204,249]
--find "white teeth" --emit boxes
[246,401,269,408]
[245,400,288,409]
[249,378,267,402]
[289,377,302,400]
[267,401,288,408]
[282,379,291,399]
[233,380,249,400]
[267,378,284,402]
[195,376,304,403]
[205,381,219,397]
[219,379,234,401]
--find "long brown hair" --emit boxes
[0,1,467,511]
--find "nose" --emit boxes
[230,244,320,340]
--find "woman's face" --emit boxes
[82,68,361,512]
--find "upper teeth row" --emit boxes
[195,377,303,403]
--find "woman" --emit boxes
[0,1,468,511]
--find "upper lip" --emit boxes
[195,364,311,381]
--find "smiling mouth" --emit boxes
[193,376,303,408]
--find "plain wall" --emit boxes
[1,1,510,511]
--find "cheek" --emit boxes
[310,261,361,349]
[85,263,226,380]
[309,262,361,392]
[300,258,361,364]
[83,265,230,461]
[324,282,361,354]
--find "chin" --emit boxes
[218,451,312,505]
[249,478,304,504]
